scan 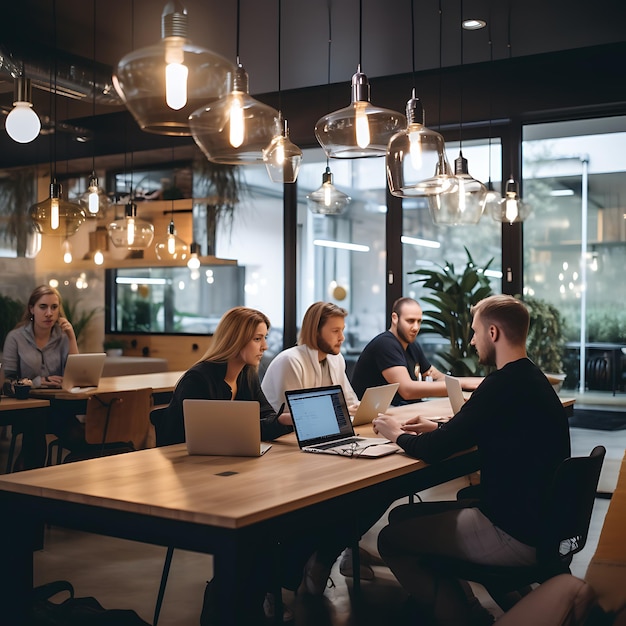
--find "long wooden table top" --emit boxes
[29,370,185,399]
[0,397,50,411]
[0,433,431,529]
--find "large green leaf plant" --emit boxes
[408,248,494,376]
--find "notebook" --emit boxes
[285,385,399,458]
[445,375,466,415]
[183,399,272,457]
[351,382,400,426]
[61,353,107,392]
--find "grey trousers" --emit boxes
[378,500,536,626]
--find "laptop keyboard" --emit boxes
[314,437,364,450]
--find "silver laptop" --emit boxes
[351,383,400,426]
[62,353,106,392]
[183,399,272,457]
[445,375,466,414]
[285,385,398,458]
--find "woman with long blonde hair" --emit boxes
[157,306,292,446]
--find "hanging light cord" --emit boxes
[91,0,97,175]
[277,0,282,113]
[487,14,494,186]
[235,0,241,62]
[51,0,58,181]
[459,0,464,151]
[410,0,416,89]
[436,0,443,131]
[358,0,363,67]
[325,0,333,168]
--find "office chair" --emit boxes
[428,445,606,612]
[47,389,153,464]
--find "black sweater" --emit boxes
[396,358,571,546]
[156,361,293,446]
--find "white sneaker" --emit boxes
[263,592,294,622]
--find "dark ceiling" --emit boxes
[1,0,625,173]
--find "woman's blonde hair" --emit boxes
[200,306,270,363]
[18,285,67,327]
[298,302,348,350]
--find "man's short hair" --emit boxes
[298,302,348,350]
[471,295,530,345]
[392,297,419,318]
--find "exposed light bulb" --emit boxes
[51,197,60,230]
[323,182,332,207]
[228,92,245,147]
[6,102,41,143]
[354,101,370,149]
[165,39,188,110]
[505,196,519,223]
[93,249,104,265]
[275,137,285,164]
[187,242,201,269]
[187,254,200,270]
[62,239,72,264]
[408,130,423,170]
[126,216,136,246]
[167,233,176,255]
[458,178,467,213]
[87,180,100,214]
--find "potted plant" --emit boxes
[523,295,567,390]
[103,339,126,357]
[408,248,494,376]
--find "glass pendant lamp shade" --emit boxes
[427,153,486,225]
[491,177,531,224]
[108,201,154,249]
[307,167,351,215]
[5,77,41,144]
[31,181,86,236]
[24,222,42,258]
[263,117,302,183]
[387,91,450,197]
[80,172,109,218]
[155,220,189,260]
[315,66,405,159]
[484,181,502,215]
[113,1,234,136]
[189,62,280,164]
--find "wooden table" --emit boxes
[0,433,480,625]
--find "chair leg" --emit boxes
[153,546,174,626]
[6,430,19,473]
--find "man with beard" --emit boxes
[371,295,571,626]
[351,297,448,405]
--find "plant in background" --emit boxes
[62,298,100,349]
[523,295,566,374]
[409,248,494,376]
[0,293,24,349]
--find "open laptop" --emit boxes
[445,375,466,415]
[61,353,107,392]
[351,382,400,426]
[285,385,399,458]
[183,399,272,457]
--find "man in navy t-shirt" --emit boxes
[351,297,449,405]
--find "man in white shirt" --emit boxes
[262,301,358,412]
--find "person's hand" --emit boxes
[278,411,293,426]
[42,375,63,388]
[58,318,76,339]
[347,403,360,417]
[372,413,404,443]
[400,415,439,435]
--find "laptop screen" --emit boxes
[285,385,354,447]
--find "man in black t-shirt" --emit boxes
[351,297,448,405]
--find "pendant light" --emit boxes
[189,0,280,164]
[491,8,530,225]
[315,0,405,158]
[113,1,234,136]
[187,241,201,269]
[307,0,351,215]
[429,0,486,225]
[30,1,85,237]
[387,0,451,197]
[5,74,41,144]
[484,16,502,215]
[263,0,302,183]
[62,238,72,264]
[80,0,109,219]
[155,165,189,260]
[108,199,155,250]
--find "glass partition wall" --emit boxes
[523,116,626,392]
